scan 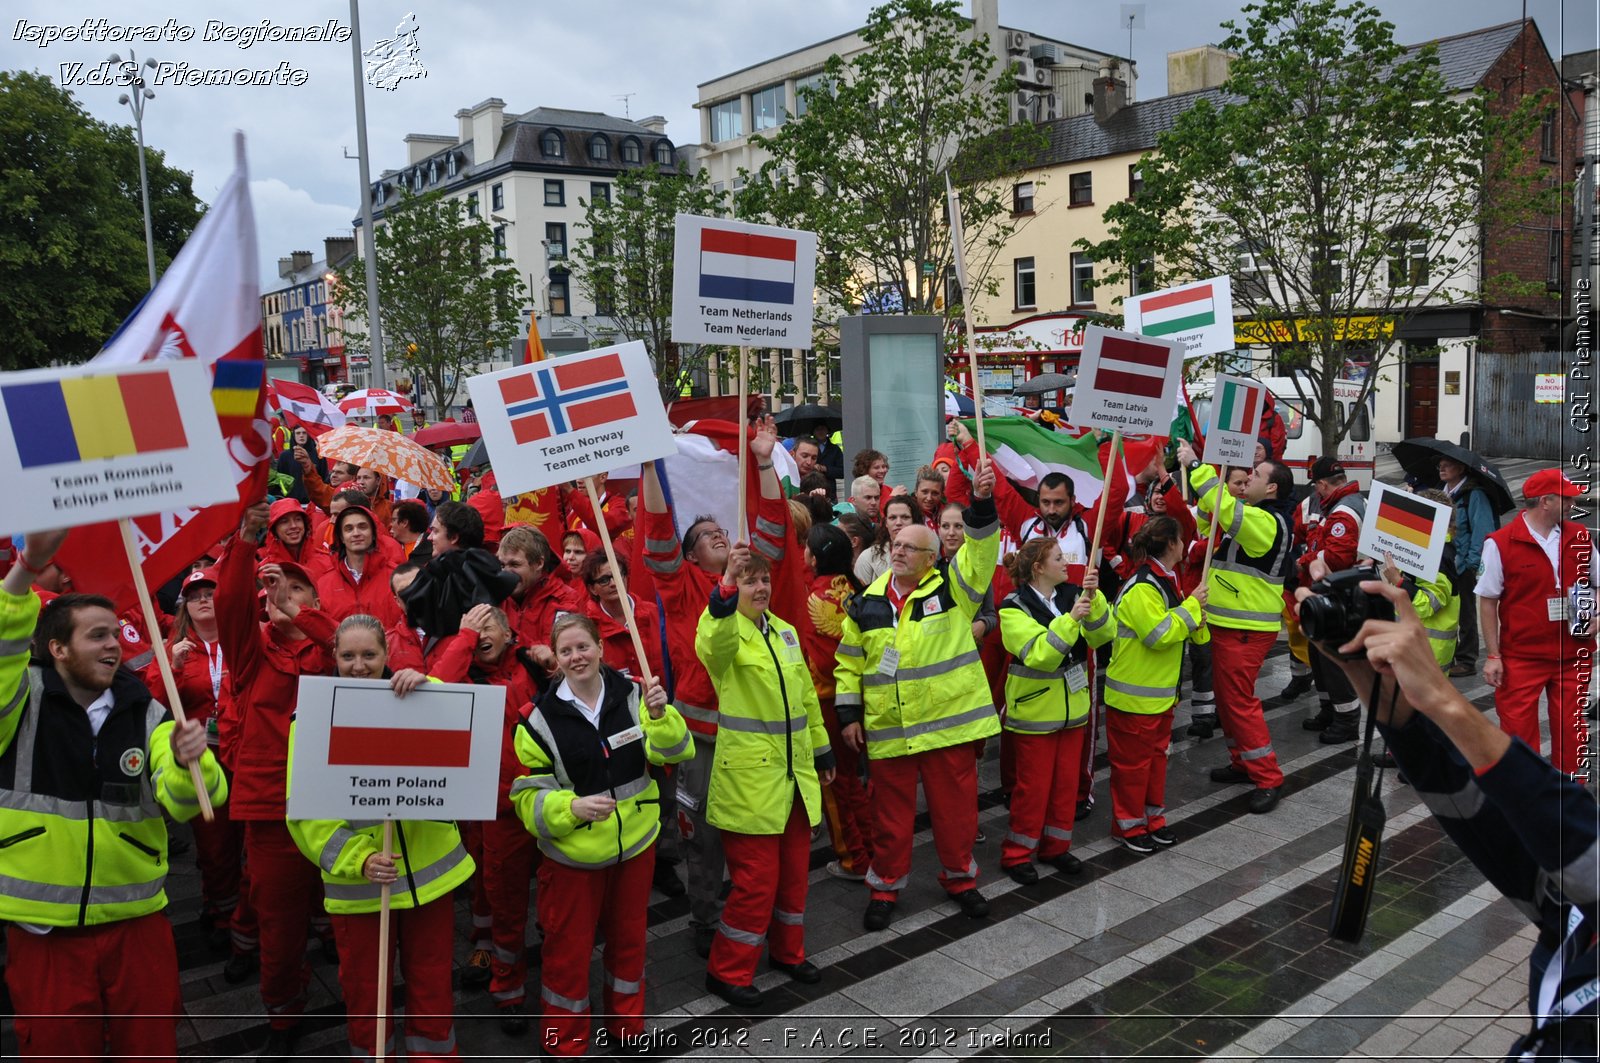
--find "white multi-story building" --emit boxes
[354,99,684,385]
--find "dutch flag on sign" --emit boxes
[698,227,797,305]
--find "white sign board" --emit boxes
[287,677,506,821]
[1534,374,1565,404]
[1125,275,1236,358]
[1202,373,1268,467]
[466,341,676,496]
[1356,481,1450,582]
[0,360,237,536]
[671,214,818,348]
[1071,325,1185,435]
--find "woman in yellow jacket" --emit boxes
[509,612,690,1058]
[286,615,476,1061]
[997,537,1115,883]
[1105,516,1209,854]
[695,544,835,1008]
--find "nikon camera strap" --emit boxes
[1329,676,1388,943]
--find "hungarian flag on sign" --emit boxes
[54,135,270,612]
[1132,281,1218,338]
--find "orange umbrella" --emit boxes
[317,425,456,493]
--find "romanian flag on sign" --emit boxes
[2,372,187,468]
[211,360,264,434]
[1374,489,1438,549]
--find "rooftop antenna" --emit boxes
[613,92,635,119]
[1118,3,1145,69]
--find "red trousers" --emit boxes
[1001,726,1084,867]
[5,912,181,1059]
[711,799,812,985]
[1211,627,1284,788]
[461,821,493,950]
[230,835,261,956]
[192,766,245,925]
[1498,654,1592,779]
[480,816,540,1007]
[244,819,323,1028]
[1106,708,1172,838]
[536,846,655,1058]
[867,742,980,900]
[331,896,460,1060]
[820,698,874,874]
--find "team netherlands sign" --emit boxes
[0,360,237,536]
[288,678,506,821]
[671,214,818,348]
[1070,325,1186,435]
[466,340,677,496]
[1124,275,1237,359]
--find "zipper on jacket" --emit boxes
[759,624,795,781]
[0,826,44,849]
[394,822,420,908]
[117,831,161,864]
[79,799,94,926]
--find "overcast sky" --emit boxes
[3,0,1596,288]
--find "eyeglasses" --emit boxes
[889,543,934,555]
[186,589,216,601]
[684,525,727,553]
[587,573,615,587]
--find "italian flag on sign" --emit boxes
[1215,376,1261,435]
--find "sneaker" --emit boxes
[769,957,822,984]
[1074,797,1094,819]
[1149,826,1177,847]
[1302,703,1334,731]
[826,859,867,882]
[1185,713,1217,739]
[1003,861,1038,885]
[461,947,492,989]
[222,949,258,985]
[1277,673,1314,704]
[1247,787,1282,814]
[955,889,989,918]
[974,827,988,843]
[1209,764,1250,785]
[1120,833,1156,855]
[704,973,762,1008]
[498,1002,529,1036]
[863,899,895,931]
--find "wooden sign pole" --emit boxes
[374,818,394,1063]
[583,476,657,690]
[736,346,750,543]
[1085,429,1122,584]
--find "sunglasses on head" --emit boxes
[587,573,615,587]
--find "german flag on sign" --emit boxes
[1374,490,1437,549]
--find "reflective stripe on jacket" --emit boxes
[998,582,1114,733]
[1190,463,1293,632]
[1106,565,1209,714]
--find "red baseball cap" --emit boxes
[256,559,317,589]
[1522,469,1583,499]
[182,568,218,593]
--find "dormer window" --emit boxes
[621,137,641,164]
[446,153,458,177]
[541,130,563,158]
[428,161,438,184]
[588,135,610,162]
[653,140,673,166]
[413,169,423,192]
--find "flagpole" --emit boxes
[374,817,394,1063]
[349,0,386,390]
[118,519,212,821]
[945,176,986,460]
[736,345,749,543]
[1084,429,1121,593]
[583,476,657,690]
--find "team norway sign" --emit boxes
[671,215,818,348]
[288,678,506,821]
[466,341,677,496]
[1070,326,1185,435]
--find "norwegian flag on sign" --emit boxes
[499,354,637,445]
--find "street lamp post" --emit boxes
[111,51,159,290]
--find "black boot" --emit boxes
[1302,702,1334,732]
[1278,673,1315,705]
[1186,712,1217,739]
[1319,712,1359,743]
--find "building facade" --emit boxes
[260,236,356,387]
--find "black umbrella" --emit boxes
[458,438,491,469]
[773,403,843,436]
[1014,372,1075,396]
[1390,438,1516,515]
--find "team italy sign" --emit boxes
[466,340,677,496]
[1124,275,1236,358]
[0,360,238,536]
[671,214,818,349]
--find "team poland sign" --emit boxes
[671,215,818,349]
[466,340,676,496]
[288,677,506,821]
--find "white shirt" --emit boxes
[85,688,114,737]
[556,676,605,730]
[1475,515,1599,598]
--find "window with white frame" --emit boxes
[751,84,785,131]
[710,99,743,141]
[1070,253,1095,305]
[1015,257,1037,308]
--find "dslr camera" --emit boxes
[1298,563,1394,656]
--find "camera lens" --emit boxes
[1298,594,1343,642]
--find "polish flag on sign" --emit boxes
[268,379,347,437]
[499,353,637,444]
[698,227,798,305]
[327,695,475,769]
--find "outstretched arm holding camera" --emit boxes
[1299,563,1597,1059]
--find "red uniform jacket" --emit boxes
[584,593,664,684]
[504,575,582,654]
[141,636,227,731]
[258,531,336,584]
[467,648,544,815]
[315,554,402,627]
[1299,480,1364,575]
[385,623,475,681]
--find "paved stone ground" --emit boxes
[2,448,1581,1060]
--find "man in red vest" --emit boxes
[1477,469,1596,780]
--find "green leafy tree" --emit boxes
[566,164,732,404]
[736,0,1047,331]
[0,71,202,369]
[1080,0,1554,453]
[334,189,526,418]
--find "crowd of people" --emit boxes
[0,404,1593,1060]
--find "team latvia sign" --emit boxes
[1070,325,1186,435]
[288,677,505,821]
[1357,481,1451,582]
[0,361,238,536]
[466,340,677,496]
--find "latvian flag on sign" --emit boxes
[1214,376,1262,435]
[698,227,797,305]
[499,354,638,445]
[327,694,474,768]
[1374,489,1437,549]
[1135,281,1217,337]
[1092,333,1180,400]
